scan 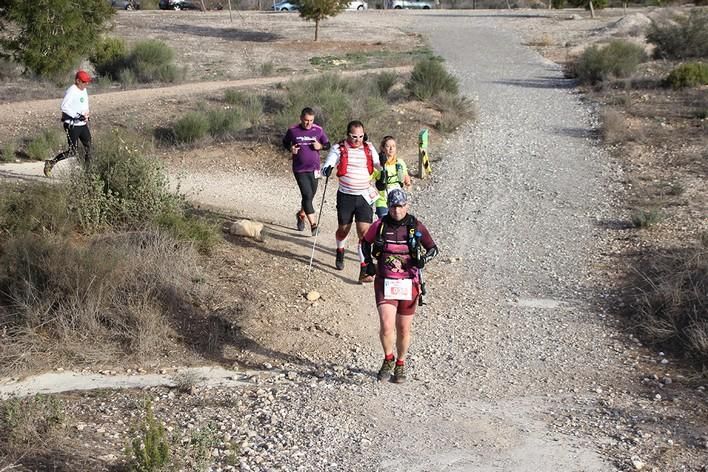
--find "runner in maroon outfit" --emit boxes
[361,189,439,383]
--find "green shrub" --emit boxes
[207,108,242,138]
[0,58,21,80]
[90,36,128,80]
[259,61,275,76]
[239,95,264,128]
[141,0,160,8]
[551,0,565,8]
[174,112,209,144]
[25,128,65,161]
[129,401,170,472]
[157,211,220,254]
[74,131,178,230]
[126,40,181,84]
[0,395,65,449]
[406,58,459,101]
[1,141,16,162]
[573,40,647,85]
[275,74,389,140]
[0,0,114,80]
[569,0,606,9]
[224,88,246,105]
[664,62,708,89]
[375,71,397,96]
[631,208,663,228]
[430,92,477,132]
[0,183,71,237]
[647,10,708,60]
[119,67,138,87]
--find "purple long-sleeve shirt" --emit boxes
[282,123,330,174]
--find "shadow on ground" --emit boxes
[159,24,282,42]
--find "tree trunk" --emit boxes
[589,0,595,18]
[315,19,319,41]
[200,0,206,11]
[228,0,233,22]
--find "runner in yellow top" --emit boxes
[373,136,412,219]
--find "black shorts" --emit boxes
[336,191,373,226]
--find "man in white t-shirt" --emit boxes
[321,120,381,283]
[44,70,92,177]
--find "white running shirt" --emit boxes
[60,84,89,126]
[323,142,380,197]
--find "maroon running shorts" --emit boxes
[374,278,420,316]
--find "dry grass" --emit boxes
[600,109,628,144]
[525,33,553,47]
[631,247,707,362]
[0,231,203,375]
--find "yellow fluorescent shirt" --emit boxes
[373,158,409,208]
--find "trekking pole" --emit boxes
[307,174,330,277]
[415,230,427,306]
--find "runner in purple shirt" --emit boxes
[282,107,331,235]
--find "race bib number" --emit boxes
[364,185,379,205]
[384,278,413,301]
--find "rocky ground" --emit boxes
[0,8,706,472]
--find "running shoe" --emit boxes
[392,363,407,384]
[335,249,345,270]
[359,266,374,283]
[296,212,305,232]
[377,357,395,382]
[43,160,54,178]
[310,224,318,237]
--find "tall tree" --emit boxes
[0,0,114,80]
[298,0,349,41]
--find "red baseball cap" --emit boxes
[75,70,91,83]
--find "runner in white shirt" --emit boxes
[44,70,92,177]
[321,120,381,282]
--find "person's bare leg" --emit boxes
[377,303,397,380]
[395,314,414,362]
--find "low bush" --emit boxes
[632,247,707,362]
[573,40,647,85]
[259,61,275,76]
[141,0,160,8]
[375,71,398,96]
[1,141,16,162]
[174,112,209,144]
[647,10,708,60]
[224,88,245,105]
[239,95,264,128]
[276,74,389,140]
[207,108,242,139]
[128,401,170,472]
[25,128,65,161]
[72,131,179,231]
[0,183,71,237]
[430,92,477,132]
[157,210,219,254]
[90,36,128,80]
[129,40,182,83]
[631,208,663,228]
[0,395,65,451]
[664,62,708,89]
[0,230,200,374]
[600,109,628,144]
[406,58,459,101]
